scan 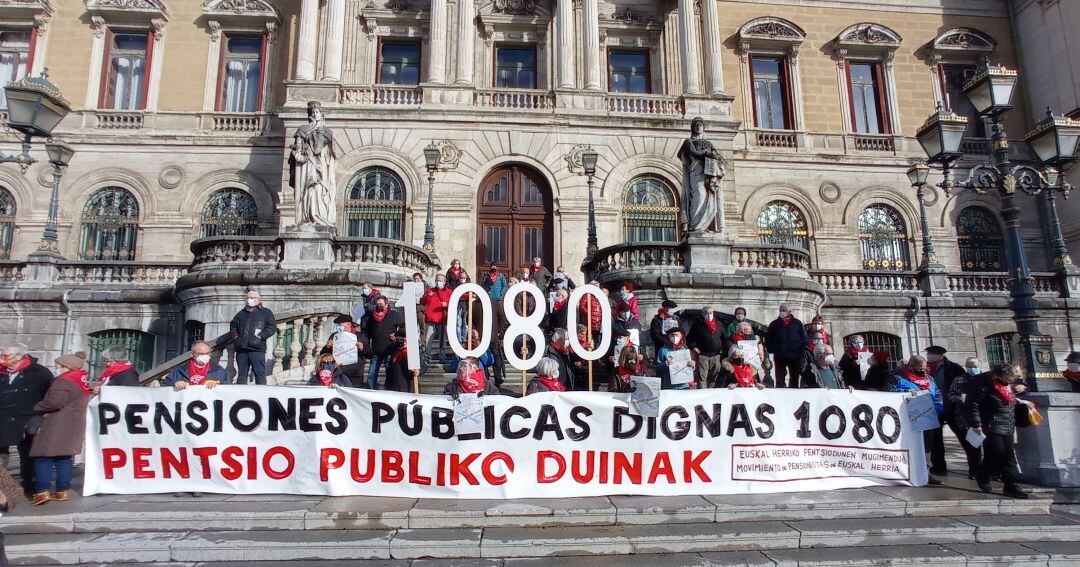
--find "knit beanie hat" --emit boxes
[55,351,87,370]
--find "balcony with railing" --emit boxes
[604,93,684,116]
[732,244,810,271]
[748,129,799,150]
[339,85,423,106]
[56,261,190,285]
[474,89,555,111]
[811,269,921,293]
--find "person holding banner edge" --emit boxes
[894,354,945,486]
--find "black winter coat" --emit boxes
[103,368,141,387]
[764,317,807,361]
[365,309,405,357]
[963,374,1024,436]
[649,313,676,352]
[860,362,896,391]
[932,358,967,414]
[0,359,52,447]
[230,306,277,352]
[543,343,574,390]
[838,350,868,388]
[688,320,726,357]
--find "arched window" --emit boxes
[985,332,1019,368]
[846,331,903,371]
[858,204,910,271]
[80,187,140,261]
[88,329,155,378]
[184,320,206,347]
[623,175,679,243]
[200,188,258,238]
[0,187,14,259]
[343,167,406,239]
[757,200,809,250]
[957,206,1004,271]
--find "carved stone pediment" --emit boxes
[739,17,805,43]
[0,0,54,28]
[203,0,278,19]
[85,0,170,19]
[359,5,428,41]
[836,22,901,49]
[932,27,996,53]
[479,0,550,21]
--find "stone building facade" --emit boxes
[0,0,1077,389]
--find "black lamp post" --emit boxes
[422,143,440,252]
[1,70,71,170]
[916,61,1076,391]
[36,138,74,257]
[1025,109,1080,270]
[906,161,936,269]
[582,146,599,255]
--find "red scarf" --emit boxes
[8,357,31,376]
[848,346,869,356]
[530,264,544,275]
[488,271,500,284]
[458,370,487,393]
[731,333,750,342]
[552,298,568,311]
[372,308,388,323]
[732,363,756,387]
[993,380,1014,404]
[449,267,463,280]
[781,315,794,326]
[537,375,565,392]
[187,359,210,385]
[618,363,643,380]
[1064,370,1080,382]
[704,318,718,334]
[318,367,335,386]
[551,341,569,353]
[59,369,90,396]
[392,346,409,364]
[99,361,134,385]
[902,368,931,391]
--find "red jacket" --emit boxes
[422,287,453,324]
[578,296,603,331]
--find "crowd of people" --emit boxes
[0,259,1077,505]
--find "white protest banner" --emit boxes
[395,282,425,370]
[629,376,661,418]
[905,391,940,432]
[737,340,762,370]
[84,386,925,498]
[453,394,486,436]
[331,331,358,366]
[858,351,872,379]
[667,350,694,385]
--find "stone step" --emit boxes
[5,517,1080,564]
[0,486,1056,535]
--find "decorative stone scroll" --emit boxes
[932,28,996,53]
[836,22,901,49]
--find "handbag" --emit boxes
[1015,402,1035,428]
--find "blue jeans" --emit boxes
[367,355,388,389]
[34,456,73,493]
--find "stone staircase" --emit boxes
[2,471,1079,565]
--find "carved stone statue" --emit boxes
[290,101,337,228]
[678,117,726,234]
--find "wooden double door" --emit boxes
[476,165,554,275]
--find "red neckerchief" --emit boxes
[99,361,134,385]
[731,333,750,342]
[372,308,388,323]
[459,369,486,393]
[1064,370,1080,381]
[530,264,544,275]
[992,380,1014,404]
[551,341,569,353]
[318,367,334,386]
[392,346,408,364]
[449,268,463,280]
[187,359,210,385]
[657,308,669,318]
[732,363,756,387]
[618,363,643,380]
[8,357,31,375]
[537,375,565,392]
[552,298,568,311]
[670,339,685,349]
[781,315,793,326]
[704,318,718,334]
[488,271,500,284]
[59,369,90,396]
[902,367,931,390]
[849,346,869,356]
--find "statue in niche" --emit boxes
[289,101,338,228]
[678,116,726,234]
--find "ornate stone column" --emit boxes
[295,0,319,80]
[321,0,346,81]
[676,0,702,95]
[453,0,475,84]
[555,0,576,89]
[700,0,723,95]
[582,0,601,90]
[428,0,448,84]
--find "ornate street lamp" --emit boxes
[915,106,968,166]
[582,146,599,255]
[34,138,74,257]
[906,161,936,269]
[422,142,440,252]
[1,70,71,171]
[916,60,1066,391]
[1025,109,1080,270]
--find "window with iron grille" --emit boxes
[88,329,155,378]
[0,30,30,108]
[858,204,910,271]
[846,332,903,371]
[0,187,14,259]
[623,175,679,243]
[985,332,1019,368]
[957,206,1004,271]
[184,320,206,348]
[343,167,405,240]
[201,188,258,238]
[757,200,809,250]
[80,187,139,261]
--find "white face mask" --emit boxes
[552,370,559,380]
[704,314,714,321]
[967,367,981,375]
[245,298,258,307]
[1067,362,1080,372]
[853,341,865,349]
[335,325,346,333]
[813,339,823,346]
[533,261,541,267]
[779,310,789,318]
[735,313,745,321]
[194,354,211,365]
[436,281,445,289]
[813,324,823,331]
[823,355,836,365]
[362,288,372,296]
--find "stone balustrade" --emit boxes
[604,93,684,116]
[851,134,896,153]
[93,111,144,130]
[475,89,555,111]
[190,236,283,271]
[55,261,190,285]
[751,130,798,149]
[271,313,334,375]
[732,244,810,271]
[0,260,25,282]
[339,85,423,106]
[207,113,267,133]
[946,271,1063,296]
[583,242,685,282]
[810,269,920,293]
[334,237,439,276]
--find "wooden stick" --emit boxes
[587,294,594,392]
[467,291,474,350]
[520,292,527,396]
[412,369,419,395]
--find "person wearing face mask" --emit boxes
[544,328,575,390]
[862,351,896,392]
[963,364,1030,499]
[893,354,945,486]
[719,345,765,390]
[444,357,499,399]
[552,266,576,291]
[1062,351,1080,393]
[805,315,831,346]
[230,290,277,385]
[308,353,351,388]
[321,315,367,387]
[547,288,570,334]
[446,259,467,290]
[351,282,381,326]
[527,357,566,395]
[165,342,227,390]
[528,257,553,291]
[96,346,141,388]
[614,282,640,326]
[803,331,827,372]
[363,296,404,389]
[801,344,846,389]
[657,328,696,390]
[422,275,453,365]
[923,345,966,475]
[27,352,90,506]
[0,343,52,496]
[838,335,870,389]
[649,300,680,354]
[689,307,726,388]
[945,357,984,479]
[480,263,509,336]
[726,307,748,337]
[765,304,808,389]
[610,345,645,393]
[385,325,415,393]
